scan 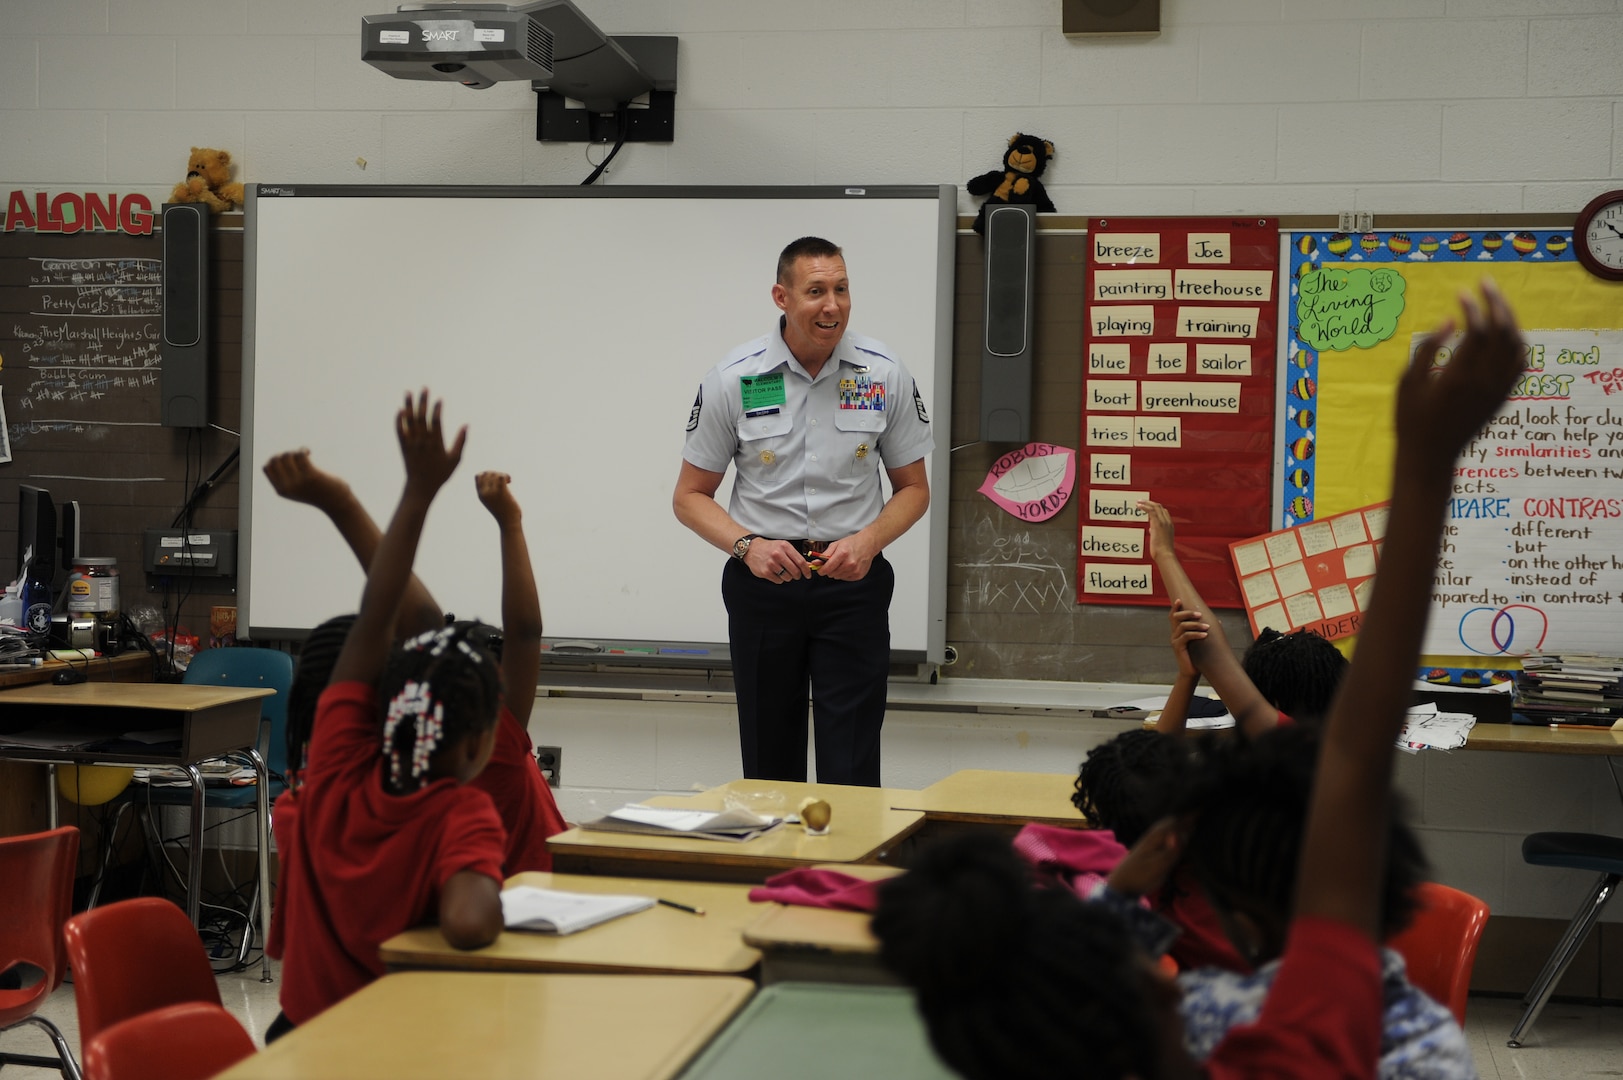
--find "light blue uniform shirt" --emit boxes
[682,324,934,541]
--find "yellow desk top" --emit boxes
[214,972,754,1080]
[889,769,1085,826]
[1463,722,1623,756]
[548,780,926,876]
[379,872,763,975]
[0,682,273,710]
[744,903,878,957]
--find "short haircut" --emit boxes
[872,832,1163,1080]
[1073,729,1195,847]
[776,236,843,286]
[1241,627,1348,723]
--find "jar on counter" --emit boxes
[66,556,120,618]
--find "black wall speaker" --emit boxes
[161,202,209,428]
[1063,0,1159,35]
[979,203,1036,444]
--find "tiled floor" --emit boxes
[8,963,1622,1078]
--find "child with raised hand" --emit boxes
[872,280,1524,1079]
[273,392,507,1036]
[262,448,565,876]
[1145,500,1348,734]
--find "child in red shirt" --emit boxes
[872,281,1525,1078]
[261,448,566,880]
[273,392,507,1035]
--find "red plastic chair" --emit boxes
[1387,881,1490,1025]
[62,897,222,1049]
[0,825,82,1080]
[82,1001,255,1080]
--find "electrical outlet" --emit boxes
[536,745,562,788]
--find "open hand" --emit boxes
[397,390,466,496]
[1398,279,1525,469]
[1106,815,1190,899]
[1139,500,1177,563]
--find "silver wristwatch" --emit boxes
[732,533,759,560]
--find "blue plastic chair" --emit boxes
[1507,831,1623,1046]
[106,647,293,969]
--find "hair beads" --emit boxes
[383,679,445,787]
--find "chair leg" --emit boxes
[0,1014,85,1080]
[1508,872,1619,1047]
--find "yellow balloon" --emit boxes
[57,765,134,806]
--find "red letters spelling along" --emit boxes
[5,191,156,235]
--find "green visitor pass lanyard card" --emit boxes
[740,373,787,415]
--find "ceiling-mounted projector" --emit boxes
[361,0,675,118]
[362,3,555,90]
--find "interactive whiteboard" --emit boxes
[241,185,954,662]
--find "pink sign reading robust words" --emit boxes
[978,443,1075,522]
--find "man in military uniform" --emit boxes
[673,236,932,786]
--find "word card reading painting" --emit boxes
[1078,218,1279,608]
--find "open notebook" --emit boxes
[499,886,655,935]
[579,803,784,843]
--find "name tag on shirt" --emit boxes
[740,373,787,417]
[838,375,886,411]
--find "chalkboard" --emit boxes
[240,186,954,662]
[0,224,241,639]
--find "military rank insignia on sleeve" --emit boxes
[687,386,703,432]
[913,382,929,423]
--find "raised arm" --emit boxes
[263,449,444,638]
[1296,282,1523,936]
[1141,501,1277,737]
[1154,599,1207,736]
[329,392,466,687]
[476,471,541,723]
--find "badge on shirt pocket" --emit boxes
[740,373,787,417]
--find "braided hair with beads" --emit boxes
[378,621,502,795]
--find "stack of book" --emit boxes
[1515,655,1623,726]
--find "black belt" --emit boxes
[780,538,830,556]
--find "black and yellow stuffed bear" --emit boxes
[967,133,1056,235]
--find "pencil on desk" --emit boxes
[1548,723,1617,732]
[657,898,705,915]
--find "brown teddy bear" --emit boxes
[169,147,245,213]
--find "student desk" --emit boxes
[379,871,763,976]
[548,780,927,883]
[889,769,1084,829]
[741,864,899,985]
[675,982,954,1080]
[0,682,273,928]
[214,971,755,1080]
[1462,723,1623,756]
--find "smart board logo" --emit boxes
[422,28,461,41]
[259,186,293,197]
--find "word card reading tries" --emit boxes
[1078,218,1278,607]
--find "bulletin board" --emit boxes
[1283,228,1623,658]
[1077,217,1278,609]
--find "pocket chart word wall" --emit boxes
[1077,218,1278,609]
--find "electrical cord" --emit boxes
[580,107,629,186]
